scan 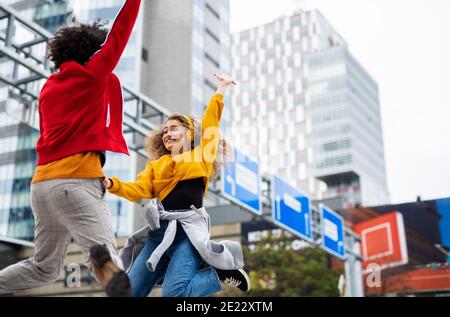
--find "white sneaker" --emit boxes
[215,268,251,292]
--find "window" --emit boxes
[275,85,284,96]
[240,55,250,66]
[260,64,267,75]
[285,42,292,56]
[242,92,250,106]
[267,34,274,48]
[297,135,305,150]
[295,80,303,94]
[142,47,148,62]
[316,155,352,169]
[265,23,275,35]
[269,140,278,155]
[322,139,351,152]
[283,18,291,31]
[312,36,320,51]
[288,124,295,138]
[266,49,275,60]
[241,66,249,81]
[204,78,216,92]
[250,52,256,65]
[240,42,248,55]
[205,3,220,19]
[260,127,268,143]
[269,112,276,127]
[296,107,304,121]
[204,52,220,68]
[258,50,265,63]
[292,15,301,27]
[294,53,302,67]
[240,30,250,42]
[293,27,301,42]
[205,27,220,44]
[193,30,203,49]
[302,37,309,52]
[287,56,295,68]
[286,30,293,42]
[268,60,274,74]
[288,82,295,94]
[268,85,275,100]
[287,96,294,110]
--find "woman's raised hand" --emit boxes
[214,73,236,86]
[214,74,236,95]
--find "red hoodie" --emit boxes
[36,0,141,165]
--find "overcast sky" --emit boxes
[230,0,450,204]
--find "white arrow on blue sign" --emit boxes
[271,175,312,241]
[221,149,262,215]
[320,204,346,260]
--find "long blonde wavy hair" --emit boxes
[144,113,232,181]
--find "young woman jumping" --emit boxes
[103,74,251,297]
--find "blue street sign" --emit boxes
[320,204,346,260]
[221,149,262,215]
[271,175,312,241]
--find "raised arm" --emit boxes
[200,74,235,174]
[107,161,154,202]
[86,0,141,76]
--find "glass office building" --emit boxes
[230,10,389,207]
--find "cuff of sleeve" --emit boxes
[213,94,224,102]
[108,177,121,193]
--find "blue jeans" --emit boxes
[128,222,222,297]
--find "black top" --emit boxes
[161,177,205,211]
[156,177,206,241]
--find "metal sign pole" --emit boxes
[344,232,364,297]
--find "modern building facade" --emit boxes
[139,0,231,122]
[229,9,389,208]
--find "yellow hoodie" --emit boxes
[108,94,224,202]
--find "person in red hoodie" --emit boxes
[0,0,141,297]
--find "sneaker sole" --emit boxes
[105,271,133,297]
[238,269,251,292]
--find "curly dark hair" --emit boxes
[48,21,108,69]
